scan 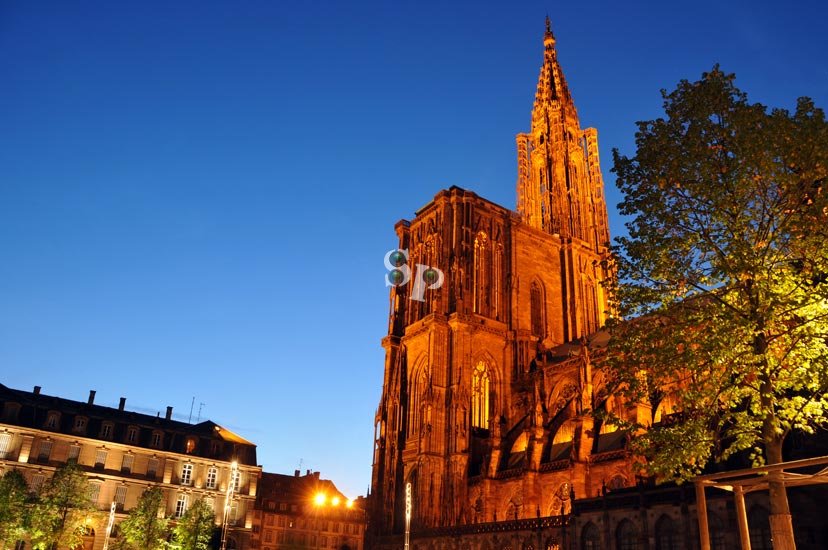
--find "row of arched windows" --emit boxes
[580,507,770,550]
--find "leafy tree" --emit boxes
[116,487,168,550]
[0,470,29,550]
[607,66,828,549]
[29,462,98,550]
[172,499,214,550]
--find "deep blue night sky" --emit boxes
[1,1,826,497]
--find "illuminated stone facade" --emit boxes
[0,383,261,550]
[369,19,625,541]
[366,19,828,550]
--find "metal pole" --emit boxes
[695,481,710,550]
[404,482,412,550]
[220,461,239,550]
[102,501,116,550]
[734,485,751,550]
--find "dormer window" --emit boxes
[45,412,60,430]
[73,417,87,433]
[2,402,21,422]
[185,438,196,454]
[126,426,139,444]
[100,422,114,439]
[151,431,163,449]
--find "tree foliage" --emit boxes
[29,462,97,550]
[0,470,29,550]
[116,487,168,550]
[606,66,828,477]
[172,499,214,550]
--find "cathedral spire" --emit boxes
[544,15,555,50]
[516,18,610,250]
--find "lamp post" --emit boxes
[220,460,239,550]
[101,501,116,550]
[404,482,412,550]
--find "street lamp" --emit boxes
[102,501,116,550]
[404,482,412,550]
[220,460,239,550]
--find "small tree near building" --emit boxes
[116,486,168,550]
[606,66,828,550]
[28,462,98,550]
[0,470,29,550]
[172,499,215,550]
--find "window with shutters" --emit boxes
[147,458,159,478]
[31,474,45,493]
[38,441,52,462]
[121,454,134,473]
[94,449,107,469]
[0,433,11,459]
[68,444,80,462]
[89,482,102,504]
[114,486,127,510]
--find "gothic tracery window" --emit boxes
[471,361,490,429]
[530,281,544,338]
[473,232,488,315]
[493,243,503,320]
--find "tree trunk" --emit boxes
[764,412,796,550]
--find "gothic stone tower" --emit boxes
[369,20,625,540]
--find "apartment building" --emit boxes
[0,383,261,550]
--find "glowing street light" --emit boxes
[314,492,327,506]
[404,482,412,550]
[102,502,116,550]
[345,499,354,509]
[331,496,341,506]
[220,460,239,550]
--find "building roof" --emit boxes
[0,383,257,465]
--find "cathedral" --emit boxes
[369,18,636,544]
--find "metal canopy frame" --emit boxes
[694,455,828,550]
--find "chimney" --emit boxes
[88,390,96,405]
[33,386,41,395]
[165,406,173,420]
[118,397,126,411]
[314,471,320,480]
[294,469,300,477]
[306,469,311,476]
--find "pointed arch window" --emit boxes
[581,522,600,550]
[473,233,488,315]
[408,366,429,437]
[471,362,490,429]
[493,243,503,320]
[530,281,544,338]
[616,519,641,550]
[654,515,678,550]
